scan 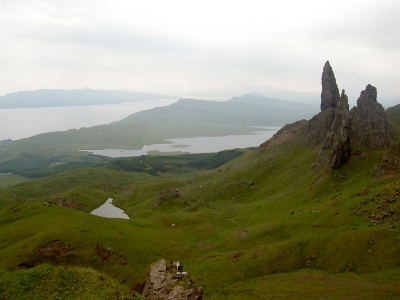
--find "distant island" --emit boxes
[0,139,12,146]
[0,88,177,108]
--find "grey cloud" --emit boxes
[29,28,191,53]
[314,4,400,50]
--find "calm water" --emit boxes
[81,127,279,157]
[90,198,129,219]
[0,99,178,140]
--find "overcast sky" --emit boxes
[0,0,399,105]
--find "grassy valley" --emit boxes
[0,94,317,183]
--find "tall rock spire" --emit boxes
[320,61,340,111]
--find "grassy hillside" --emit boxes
[116,95,318,126]
[0,264,139,299]
[386,104,400,140]
[0,149,250,179]
[0,174,30,189]
[1,127,400,298]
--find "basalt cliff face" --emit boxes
[300,61,393,169]
[349,84,393,150]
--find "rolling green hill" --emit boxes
[1,120,400,298]
[387,104,400,140]
[1,66,400,298]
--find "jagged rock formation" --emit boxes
[259,120,307,153]
[299,62,392,169]
[303,107,336,147]
[303,61,341,147]
[322,90,351,168]
[142,259,203,300]
[349,84,392,150]
[321,61,340,111]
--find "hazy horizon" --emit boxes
[1,1,399,106]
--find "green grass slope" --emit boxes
[386,104,400,140]
[0,174,30,189]
[0,264,140,299]
[116,95,317,126]
[0,149,249,179]
[1,126,400,298]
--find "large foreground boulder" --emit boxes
[142,259,203,300]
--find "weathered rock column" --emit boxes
[323,90,351,168]
[303,61,340,147]
[321,61,340,111]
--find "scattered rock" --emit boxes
[17,262,34,269]
[235,230,248,238]
[373,141,400,176]
[155,197,166,208]
[48,197,87,211]
[227,252,243,263]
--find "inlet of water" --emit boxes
[90,198,129,219]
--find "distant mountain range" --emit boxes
[0,88,177,108]
[178,84,320,105]
[3,85,398,109]
[174,84,399,108]
[115,93,319,126]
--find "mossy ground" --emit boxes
[0,264,141,299]
[0,174,29,189]
[1,137,400,299]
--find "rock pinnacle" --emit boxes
[321,61,340,111]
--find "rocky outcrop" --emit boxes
[321,61,340,111]
[372,141,400,176]
[301,62,393,169]
[142,259,203,300]
[349,84,392,149]
[303,107,336,147]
